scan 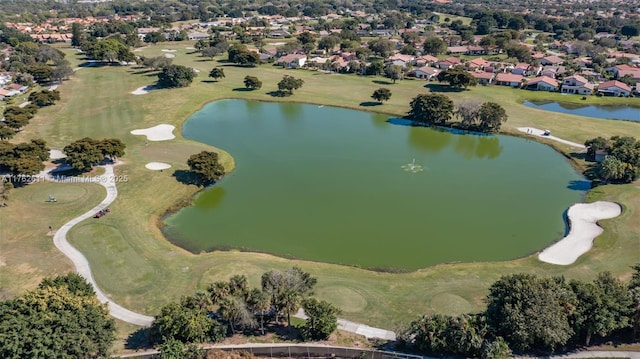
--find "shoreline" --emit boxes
[157,99,597,272]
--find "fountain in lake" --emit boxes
[401,158,424,173]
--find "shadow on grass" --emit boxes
[201,80,220,83]
[125,327,154,350]
[131,69,156,75]
[195,58,214,62]
[232,87,254,92]
[360,101,382,107]
[372,80,393,85]
[267,90,291,97]
[173,170,201,186]
[424,83,466,93]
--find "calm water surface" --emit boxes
[523,100,639,122]
[164,100,587,270]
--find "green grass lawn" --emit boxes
[4,43,640,343]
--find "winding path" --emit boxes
[50,165,154,326]
[517,127,587,149]
[46,165,395,338]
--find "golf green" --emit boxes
[163,99,586,271]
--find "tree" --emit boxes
[297,32,315,45]
[201,46,222,60]
[243,76,262,90]
[228,43,248,63]
[629,264,640,339]
[151,301,225,344]
[277,75,304,95]
[300,298,339,341]
[143,56,173,71]
[51,60,73,82]
[318,36,339,52]
[386,64,404,83]
[436,67,478,89]
[486,274,575,352]
[158,338,204,359]
[25,63,52,83]
[234,51,260,67]
[368,38,395,58]
[590,136,640,183]
[63,137,104,172]
[0,274,116,358]
[71,23,85,47]
[570,273,633,345]
[621,24,640,39]
[408,93,455,126]
[158,65,196,88]
[262,267,317,326]
[187,151,225,185]
[505,44,532,62]
[423,37,447,56]
[144,32,166,44]
[456,100,482,128]
[208,67,225,81]
[28,90,61,107]
[585,136,609,161]
[371,88,392,103]
[0,124,14,140]
[96,138,126,160]
[482,337,512,359]
[476,102,508,133]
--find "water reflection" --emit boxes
[194,186,226,210]
[524,100,639,122]
[408,125,452,154]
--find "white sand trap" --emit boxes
[192,68,200,73]
[161,49,177,52]
[130,124,176,141]
[50,149,66,159]
[185,46,196,50]
[164,53,176,58]
[131,85,157,95]
[539,201,621,265]
[145,162,172,170]
[518,127,586,149]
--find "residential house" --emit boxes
[617,69,640,82]
[187,32,209,41]
[389,53,414,65]
[276,54,307,68]
[467,46,486,55]
[606,64,640,78]
[470,71,495,85]
[541,55,564,66]
[0,88,16,100]
[436,57,462,70]
[411,66,439,80]
[466,58,488,71]
[524,76,559,91]
[495,73,524,87]
[447,46,468,55]
[541,65,566,78]
[597,80,632,97]
[8,83,28,93]
[415,55,438,66]
[511,63,531,76]
[561,75,594,95]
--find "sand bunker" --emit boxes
[161,49,177,52]
[185,46,196,50]
[145,162,172,170]
[130,124,176,141]
[538,201,621,265]
[518,127,586,149]
[131,85,157,95]
[164,53,175,58]
[192,68,200,73]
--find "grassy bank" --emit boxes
[3,43,640,339]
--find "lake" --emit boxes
[523,100,639,122]
[163,99,587,271]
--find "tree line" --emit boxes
[150,267,340,354]
[585,136,640,184]
[0,90,61,141]
[0,274,116,359]
[408,93,508,133]
[398,266,640,357]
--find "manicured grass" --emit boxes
[4,43,640,344]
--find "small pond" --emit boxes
[163,100,587,271]
[523,100,639,122]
